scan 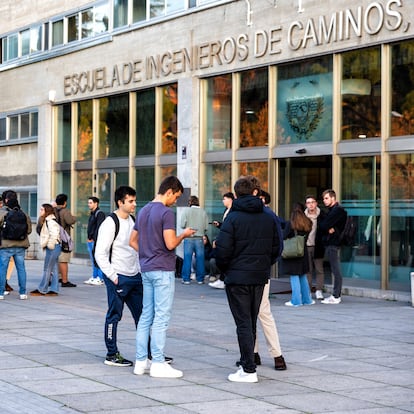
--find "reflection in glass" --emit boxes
[240,68,268,147]
[239,162,268,190]
[277,56,332,144]
[57,104,71,162]
[389,154,414,291]
[204,163,232,240]
[136,167,155,209]
[114,0,128,27]
[206,75,232,151]
[52,20,64,47]
[75,170,92,255]
[99,94,129,158]
[341,47,381,140]
[391,41,414,136]
[160,166,177,180]
[68,14,78,42]
[77,100,93,160]
[97,172,112,213]
[341,157,380,289]
[136,89,155,155]
[161,84,178,154]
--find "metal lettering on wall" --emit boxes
[64,0,408,97]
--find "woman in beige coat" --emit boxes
[30,204,61,296]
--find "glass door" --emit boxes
[96,169,129,214]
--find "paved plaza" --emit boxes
[0,259,413,413]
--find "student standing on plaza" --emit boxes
[304,195,326,300]
[180,195,209,285]
[55,193,77,288]
[0,190,32,300]
[95,186,143,367]
[131,176,195,378]
[30,203,61,296]
[282,202,314,307]
[0,195,15,294]
[84,196,106,286]
[216,176,280,383]
[319,189,347,304]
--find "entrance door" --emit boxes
[96,169,129,214]
[277,156,332,219]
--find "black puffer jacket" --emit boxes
[319,203,347,247]
[215,195,281,285]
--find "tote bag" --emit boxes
[281,232,305,259]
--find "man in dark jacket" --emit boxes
[319,189,347,304]
[216,176,281,383]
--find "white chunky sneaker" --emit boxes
[208,279,225,289]
[150,362,183,378]
[228,366,258,383]
[84,278,94,285]
[315,290,324,300]
[321,295,341,304]
[20,294,28,300]
[133,359,151,375]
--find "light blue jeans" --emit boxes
[0,247,27,295]
[290,274,313,306]
[87,241,103,279]
[136,271,175,363]
[38,244,61,293]
[182,237,205,282]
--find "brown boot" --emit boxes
[274,355,287,370]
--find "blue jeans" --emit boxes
[136,271,175,363]
[326,245,343,298]
[182,238,205,282]
[290,275,313,306]
[0,247,28,295]
[38,244,61,293]
[87,241,103,279]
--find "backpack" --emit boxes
[56,222,74,253]
[339,215,356,246]
[1,207,28,241]
[93,212,135,267]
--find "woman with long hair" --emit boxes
[30,203,61,296]
[281,202,315,307]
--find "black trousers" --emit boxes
[226,284,265,373]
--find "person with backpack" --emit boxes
[319,189,348,305]
[84,196,106,286]
[0,190,32,300]
[94,186,143,367]
[55,194,77,288]
[30,203,61,296]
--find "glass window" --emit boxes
[31,112,38,137]
[52,20,64,47]
[161,84,178,154]
[75,170,93,255]
[136,88,155,155]
[99,94,129,158]
[21,29,30,56]
[167,0,184,14]
[277,56,333,144]
[20,113,30,138]
[136,167,155,209]
[77,100,93,160]
[206,75,232,151]
[133,0,147,22]
[9,115,18,139]
[150,0,165,18]
[94,4,109,34]
[239,162,268,190]
[240,68,268,147]
[57,103,72,162]
[204,163,232,240]
[7,33,18,60]
[0,118,6,141]
[114,0,129,28]
[160,165,177,179]
[389,154,414,292]
[68,14,79,42]
[341,156,381,289]
[341,47,381,140]
[30,26,42,53]
[391,41,414,136]
[81,9,94,39]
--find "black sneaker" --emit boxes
[104,353,133,367]
[61,281,77,287]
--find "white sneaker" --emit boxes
[20,294,28,300]
[0,295,4,300]
[285,301,302,307]
[304,300,315,305]
[84,278,94,285]
[133,359,151,375]
[228,366,258,383]
[315,290,324,300]
[4,291,10,296]
[90,278,104,286]
[209,279,225,289]
[150,362,183,378]
[321,295,341,304]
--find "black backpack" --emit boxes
[1,207,28,241]
[339,215,356,246]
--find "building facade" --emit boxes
[1,0,414,298]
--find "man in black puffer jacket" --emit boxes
[216,176,281,383]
